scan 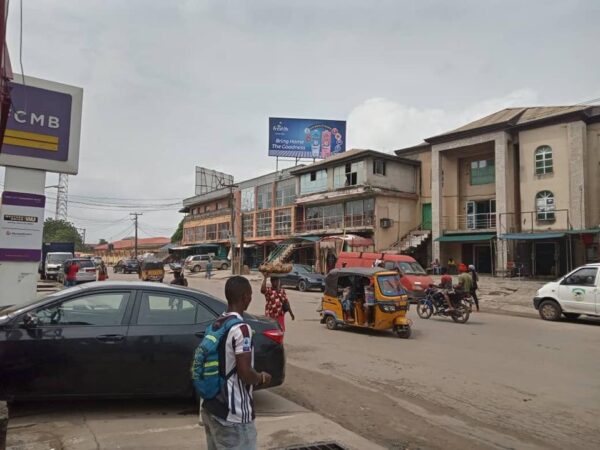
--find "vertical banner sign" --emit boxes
[0,191,46,261]
[269,117,346,159]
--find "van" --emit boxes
[335,252,434,302]
[534,263,600,321]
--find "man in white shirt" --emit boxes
[201,276,272,450]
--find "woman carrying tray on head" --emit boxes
[261,273,295,331]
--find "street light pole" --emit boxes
[130,212,143,259]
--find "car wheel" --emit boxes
[220,263,229,270]
[192,265,201,273]
[325,315,338,330]
[539,300,562,321]
[298,280,308,292]
[563,312,580,320]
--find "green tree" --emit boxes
[98,238,108,245]
[43,218,85,251]
[171,219,184,243]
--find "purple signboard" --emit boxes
[0,191,46,262]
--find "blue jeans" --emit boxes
[201,409,256,450]
[65,279,76,287]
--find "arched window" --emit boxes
[535,146,553,175]
[536,191,555,221]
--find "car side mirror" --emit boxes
[22,313,40,329]
[294,271,299,275]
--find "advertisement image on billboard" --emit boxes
[269,117,346,159]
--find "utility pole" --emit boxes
[76,227,86,247]
[130,212,143,259]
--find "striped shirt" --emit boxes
[202,312,255,424]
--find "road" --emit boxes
[111,270,600,449]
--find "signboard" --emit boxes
[0,75,83,174]
[269,117,346,159]
[0,191,45,262]
[195,167,234,196]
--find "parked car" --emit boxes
[534,263,600,321]
[278,264,325,292]
[92,256,103,266]
[0,282,285,400]
[42,251,74,280]
[57,258,97,285]
[114,259,140,274]
[185,254,230,273]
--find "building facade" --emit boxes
[398,106,600,276]
[94,237,171,265]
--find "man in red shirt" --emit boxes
[65,261,80,287]
[261,274,294,331]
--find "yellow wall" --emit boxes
[586,123,600,227]
[518,124,570,230]
[375,196,418,250]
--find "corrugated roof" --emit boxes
[95,237,170,251]
[291,149,418,175]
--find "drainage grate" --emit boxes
[275,442,348,450]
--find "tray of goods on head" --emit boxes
[259,262,293,274]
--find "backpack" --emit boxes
[191,315,243,399]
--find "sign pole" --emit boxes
[0,166,47,302]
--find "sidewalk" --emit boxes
[6,391,383,450]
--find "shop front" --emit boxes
[435,233,496,274]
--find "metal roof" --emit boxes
[500,232,566,240]
[436,233,496,243]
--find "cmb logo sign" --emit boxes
[0,75,83,175]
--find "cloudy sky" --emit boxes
[1,0,598,243]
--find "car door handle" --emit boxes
[96,334,125,343]
[194,331,205,338]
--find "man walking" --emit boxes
[200,276,271,450]
[205,257,213,279]
[65,260,79,287]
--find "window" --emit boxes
[562,268,598,286]
[470,159,495,185]
[536,191,555,221]
[242,213,254,238]
[535,146,553,175]
[241,187,255,212]
[137,293,204,325]
[306,204,343,230]
[206,224,217,240]
[194,225,205,242]
[257,184,272,210]
[274,208,292,235]
[373,159,386,175]
[257,211,272,237]
[275,179,296,206]
[300,170,327,194]
[218,222,229,240]
[34,293,130,326]
[333,161,365,188]
[345,198,374,227]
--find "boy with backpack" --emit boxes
[192,276,271,450]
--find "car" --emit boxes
[0,281,285,401]
[533,263,600,321]
[57,258,97,284]
[184,254,230,273]
[114,259,140,274]
[277,264,325,292]
[92,256,103,266]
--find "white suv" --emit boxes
[534,263,600,321]
[184,255,230,273]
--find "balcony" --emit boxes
[296,213,375,234]
[183,208,232,223]
[442,213,496,232]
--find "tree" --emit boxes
[98,239,108,245]
[43,219,85,251]
[171,219,184,243]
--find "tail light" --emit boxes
[262,329,284,345]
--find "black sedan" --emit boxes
[278,264,325,292]
[0,282,285,400]
[113,259,140,274]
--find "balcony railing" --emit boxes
[296,213,375,233]
[442,213,496,231]
[184,208,232,222]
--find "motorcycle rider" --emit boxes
[439,274,454,311]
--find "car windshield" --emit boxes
[75,260,95,268]
[48,254,71,263]
[295,265,313,273]
[377,274,406,297]
[397,261,427,275]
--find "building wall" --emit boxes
[374,196,419,250]
[585,122,600,227]
[441,154,460,230]
[365,157,417,193]
[457,151,496,206]
[518,124,571,230]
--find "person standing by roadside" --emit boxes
[206,257,213,279]
[97,261,108,281]
[200,276,271,450]
[65,260,80,287]
[261,274,295,331]
[447,257,457,274]
[469,264,480,311]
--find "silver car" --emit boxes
[58,258,97,284]
[184,255,230,273]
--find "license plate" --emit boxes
[148,270,162,276]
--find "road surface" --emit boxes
[111,270,600,449]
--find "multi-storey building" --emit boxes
[397,106,600,276]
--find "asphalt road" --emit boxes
[111,271,600,449]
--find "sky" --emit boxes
[1,0,599,243]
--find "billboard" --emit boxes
[0,75,83,174]
[269,117,346,159]
[195,167,234,196]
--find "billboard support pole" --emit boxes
[0,166,47,302]
[275,156,279,172]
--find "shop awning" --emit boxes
[436,233,495,243]
[566,228,600,235]
[500,232,565,240]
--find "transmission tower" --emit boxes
[55,173,69,220]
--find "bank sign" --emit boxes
[0,75,83,174]
[269,117,346,159]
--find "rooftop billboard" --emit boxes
[268,117,346,159]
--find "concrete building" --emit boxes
[94,237,171,265]
[397,106,600,276]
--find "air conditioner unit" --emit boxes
[380,218,392,229]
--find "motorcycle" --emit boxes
[416,286,471,323]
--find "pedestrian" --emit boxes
[326,251,337,273]
[431,258,441,275]
[171,267,188,286]
[447,257,457,274]
[65,260,80,287]
[261,274,295,331]
[198,276,271,450]
[206,257,213,279]
[469,264,480,311]
[97,261,108,281]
